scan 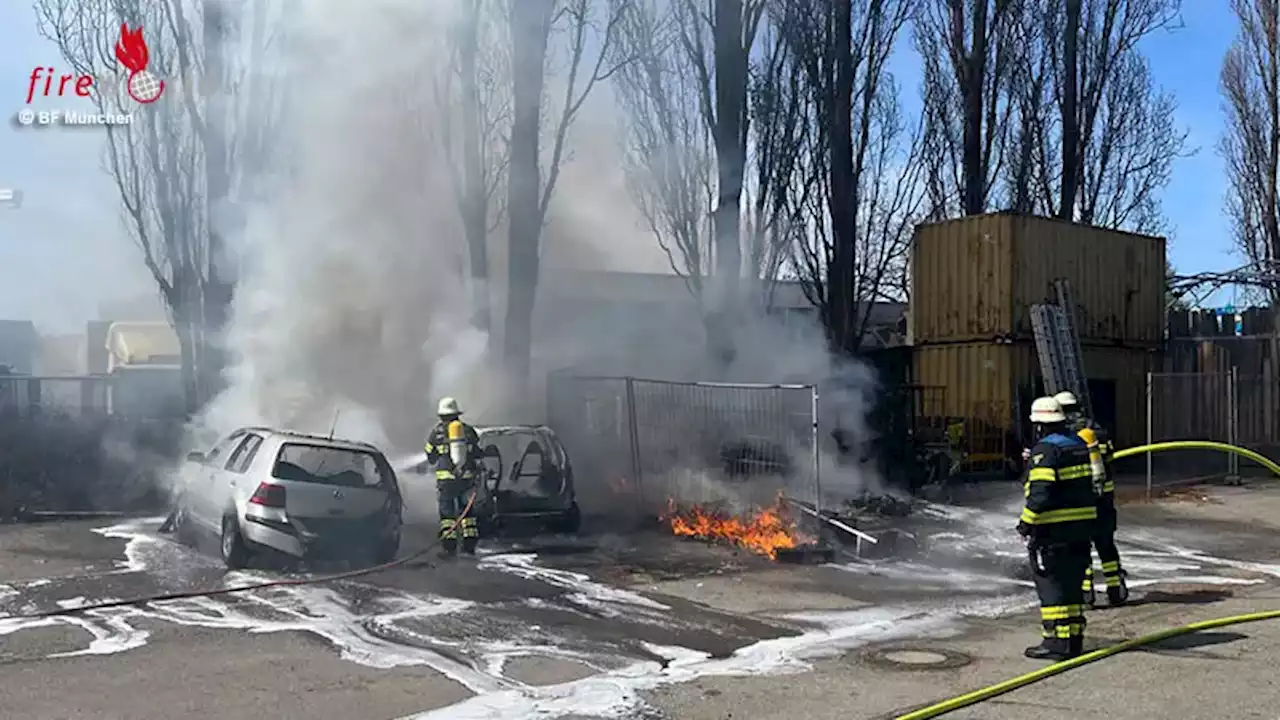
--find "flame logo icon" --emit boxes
[114,24,165,104]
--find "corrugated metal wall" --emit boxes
[913,342,1152,451]
[909,215,1015,344]
[910,214,1165,348]
[1011,216,1165,348]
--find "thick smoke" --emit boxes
[188,0,887,517]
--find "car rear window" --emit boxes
[272,444,389,488]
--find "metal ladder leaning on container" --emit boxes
[1030,278,1091,411]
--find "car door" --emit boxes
[220,433,265,516]
[191,430,246,528]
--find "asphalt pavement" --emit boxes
[2,481,1280,719]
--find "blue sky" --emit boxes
[0,3,1249,332]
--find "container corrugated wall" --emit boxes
[1011,216,1165,348]
[913,341,1152,453]
[910,214,1165,348]
[909,215,1015,344]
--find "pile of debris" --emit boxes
[842,491,917,518]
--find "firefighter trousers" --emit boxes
[1083,499,1125,595]
[1032,541,1092,653]
[437,479,479,554]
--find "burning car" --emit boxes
[470,425,581,536]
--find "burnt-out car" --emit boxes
[471,425,581,536]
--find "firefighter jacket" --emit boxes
[1072,418,1115,496]
[1018,432,1098,544]
[425,420,481,482]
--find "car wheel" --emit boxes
[553,502,582,534]
[220,514,251,570]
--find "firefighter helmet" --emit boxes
[1053,391,1079,409]
[1030,397,1066,424]
[437,397,462,416]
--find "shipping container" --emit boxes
[909,214,1165,348]
[912,341,1153,456]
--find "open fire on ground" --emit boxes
[660,495,816,560]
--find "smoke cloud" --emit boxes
[187,0,886,515]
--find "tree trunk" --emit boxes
[827,0,856,353]
[706,0,747,367]
[459,4,491,332]
[961,1,989,216]
[173,307,201,417]
[202,0,235,407]
[1059,0,1081,220]
[503,0,555,388]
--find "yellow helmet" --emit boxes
[1030,397,1065,424]
[1053,391,1079,409]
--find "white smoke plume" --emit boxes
[186,0,889,507]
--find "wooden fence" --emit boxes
[1156,308,1280,473]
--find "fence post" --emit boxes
[1146,371,1153,500]
[1229,366,1241,485]
[811,384,822,516]
[623,377,644,507]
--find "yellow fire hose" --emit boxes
[893,609,1280,720]
[897,439,1280,719]
[1110,440,1280,476]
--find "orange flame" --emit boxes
[661,496,811,560]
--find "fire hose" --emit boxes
[4,491,476,622]
[896,439,1280,719]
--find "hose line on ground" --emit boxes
[4,491,477,622]
[894,608,1280,720]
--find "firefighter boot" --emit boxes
[1069,636,1085,658]
[438,537,458,558]
[1024,637,1072,661]
[1107,570,1130,607]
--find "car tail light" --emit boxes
[249,482,286,508]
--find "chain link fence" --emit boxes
[546,372,819,524]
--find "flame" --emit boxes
[115,24,150,72]
[661,496,811,560]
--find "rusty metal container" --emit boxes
[909,214,1165,348]
[913,341,1154,453]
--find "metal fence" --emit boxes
[1146,366,1264,489]
[546,372,820,522]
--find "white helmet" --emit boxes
[1029,397,1065,424]
[1053,391,1079,409]
[437,396,462,416]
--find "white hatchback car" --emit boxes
[172,427,403,569]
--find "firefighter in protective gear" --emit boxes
[1054,391,1129,608]
[1018,396,1098,661]
[425,397,482,556]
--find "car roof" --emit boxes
[238,426,384,454]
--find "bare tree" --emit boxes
[434,0,512,332]
[914,0,1020,217]
[612,0,792,319]
[36,0,282,412]
[777,0,924,353]
[503,0,632,385]
[1004,0,1185,232]
[1221,0,1280,304]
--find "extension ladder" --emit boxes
[1029,279,1092,416]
